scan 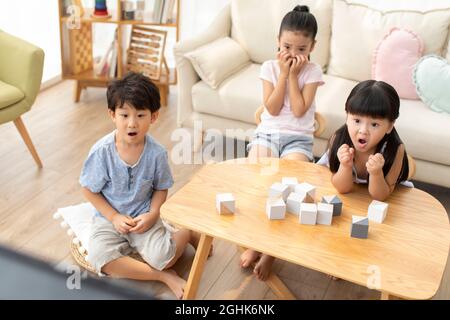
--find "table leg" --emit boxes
[380,292,390,300]
[183,233,213,300]
[74,80,82,102]
[265,273,296,300]
[238,246,296,300]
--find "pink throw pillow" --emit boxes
[372,28,423,100]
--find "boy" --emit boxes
[80,72,200,299]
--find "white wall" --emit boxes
[0,0,61,83]
[0,0,230,83]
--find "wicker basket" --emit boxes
[70,237,144,274]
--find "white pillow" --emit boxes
[328,0,450,81]
[53,202,95,251]
[185,37,251,89]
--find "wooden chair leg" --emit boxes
[159,84,168,107]
[13,117,43,168]
[74,80,82,102]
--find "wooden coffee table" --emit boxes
[161,158,450,300]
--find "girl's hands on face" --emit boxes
[366,153,385,176]
[289,55,308,77]
[337,144,354,168]
[277,50,292,77]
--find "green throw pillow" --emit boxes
[413,55,450,114]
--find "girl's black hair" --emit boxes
[327,80,409,184]
[279,5,318,39]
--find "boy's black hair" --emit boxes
[107,72,160,113]
[327,80,409,184]
[279,5,318,39]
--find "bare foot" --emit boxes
[161,269,186,299]
[190,231,214,257]
[240,249,260,268]
[253,254,274,281]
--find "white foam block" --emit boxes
[317,202,333,225]
[281,177,299,193]
[286,191,307,216]
[216,193,235,215]
[269,182,290,202]
[266,198,286,220]
[295,182,316,203]
[299,203,317,225]
[368,200,388,223]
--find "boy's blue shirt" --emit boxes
[79,130,174,218]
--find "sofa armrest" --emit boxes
[173,4,231,127]
[0,30,44,108]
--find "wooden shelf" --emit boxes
[60,8,177,27]
[58,0,180,103]
[64,69,111,82]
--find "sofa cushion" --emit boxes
[192,63,261,124]
[372,28,423,100]
[413,55,450,114]
[316,74,450,166]
[230,0,332,70]
[184,37,251,89]
[446,35,450,62]
[328,0,450,82]
[0,80,24,110]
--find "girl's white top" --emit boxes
[257,60,324,137]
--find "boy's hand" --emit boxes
[111,214,136,234]
[289,55,308,78]
[337,144,354,168]
[277,50,292,78]
[129,211,159,234]
[366,153,385,176]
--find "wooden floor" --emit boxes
[0,80,448,300]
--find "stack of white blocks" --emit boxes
[266,181,290,219]
[266,177,340,227]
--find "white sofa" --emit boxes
[174,0,450,187]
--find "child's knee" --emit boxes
[100,260,114,275]
[174,229,191,247]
